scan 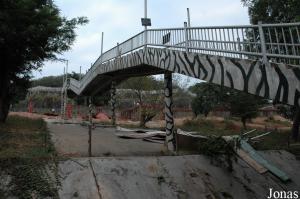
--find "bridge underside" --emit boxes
[68,47,300,107]
[68,65,166,97]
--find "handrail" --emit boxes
[68,22,300,92]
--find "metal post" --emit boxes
[110,81,116,126]
[101,32,104,55]
[187,8,191,27]
[186,8,192,52]
[63,61,68,120]
[79,66,82,81]
[117,43,120,58]
[65,60,68,83]
[237,37,242,59]
[88,97,92,157]
[61,67,65,118]
[258,21,268,65]
[184,22,189,52]
[100,32,104,62]
[164,72,175,151]
[144,0,148,48]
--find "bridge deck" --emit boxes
[67,47,300,107]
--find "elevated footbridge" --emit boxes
[64,22,300,150]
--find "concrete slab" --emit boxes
[58,153,300,199]
[58,159,100,199]
[48,123,165,157]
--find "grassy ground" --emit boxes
[0,115,59,199]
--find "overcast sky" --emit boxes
[32,0,250,79]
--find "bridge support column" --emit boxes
[110,81,117,126]
[164,72,176,151]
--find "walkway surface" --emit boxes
[58,153,300,199]
[48,122,165,157]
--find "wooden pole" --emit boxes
[110,81,117,126]
[88,97,92,157]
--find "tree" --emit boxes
[118,76,164,127]
[31,75,64,87]
[0,0,88,122]
[242,0,300,139]
[241,0,300,24]
[229,91,266,129]
[190,82,266,129]
[277,105,299,141]
[189,83,231,117]
[190,83,220,117]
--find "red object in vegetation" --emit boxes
[66,104,73,119]
[95,112,110,121]
[28,100,33,113]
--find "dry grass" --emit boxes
[0,115,53,158]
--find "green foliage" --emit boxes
[118,76,164,100]
[190,83,230,117]
[180,118,241,136]
[139,108,157,128]
[29,93,61,109]
[31,72,81,88]
[228,91,266,129]
[242,0,300,140]
[277,105,297,121]
[198,136,238,172]
[31,75,64,87]
[242,0,300,24]
[0,0,88,122]
[189,82,266,128]
[118,76,164,126]
[0,0,88,68]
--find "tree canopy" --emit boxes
[241,0,300,24]
[190,83,228,117]
[190,82,267,129]
[31,72,81,88]
[0,0,87,122]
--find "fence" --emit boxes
[77,22,300,89]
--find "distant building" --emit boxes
[258,106,278,117]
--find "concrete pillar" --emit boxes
[110,81,117,126]
[164,72,176,151]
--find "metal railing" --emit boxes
[77,22,300,90]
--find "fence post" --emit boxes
[110,81,116,126]
[117,42,120,58]
[144,29,148,49]
[237,37,242,59]
[184,22,189,53]
[258,21,268,65]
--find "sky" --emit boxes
[32,0,250,79]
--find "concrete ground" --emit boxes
[47,122,165,157]
[58,152,300,199]
[47,121,300,199]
